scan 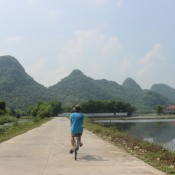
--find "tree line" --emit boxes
[80,100,136,116]
[0,99,137,118]
[0,100,62,118]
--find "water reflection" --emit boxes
[96,119,175,152]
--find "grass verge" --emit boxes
[0,117,53,143]
[0,116,17,124]
[84,118,175,175]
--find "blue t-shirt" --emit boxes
[70,112,84,134]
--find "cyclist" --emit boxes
[69,105,84,154]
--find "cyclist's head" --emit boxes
[73,105,81,112]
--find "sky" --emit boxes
[0,0,175,89]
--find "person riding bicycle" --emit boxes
[69,105,84,154]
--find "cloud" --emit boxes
[25,58,46,84]
[116,0,124,7]
[135,43,165,87]
[25,57,65,87]
[138,43,163,75]
[55,30,123,80]
[139,43,162,65]
[48,9,62,21]
[6,36,25,44]
[25,0,40,4]
[94,0,107,4]
[118,57,130,72]
[0,50,6,56]
[90,0,124,7]
[102,36,122,55]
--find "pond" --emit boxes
[95,118,175,152]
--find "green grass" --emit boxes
[0,117,53,143]
[20,116,33,119]
[0,116,17,124]
[84,118,175,175]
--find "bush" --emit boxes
[0,110,5,116]
[0,128,6,135]
[16,114,21,119]
[0,101,6,111]
[31,101,62,118]
[37,110,50,119]
[0,116,17,125]
[32,117,40,123]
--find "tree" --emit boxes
[125,103,136,116]
[80,100,136,116]
[8,108,16,116]
[31,101,51,118]
[50,100,62,116]
[154,105,165,115]
[0,100,6,111]
[31,100,62,118]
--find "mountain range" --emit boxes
[0,55,174,113]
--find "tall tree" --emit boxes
[50,100,62,116]
[154,105,165,115]
[0,100,6,111]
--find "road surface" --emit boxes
[0,117,166,175]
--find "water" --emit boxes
[95,118,175,152]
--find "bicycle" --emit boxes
[73,135,80,160]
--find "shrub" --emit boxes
[0,110,5,116]
[37,110,50,119]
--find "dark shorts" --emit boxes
[71,133,82,137]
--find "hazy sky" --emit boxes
[0,0,174,89]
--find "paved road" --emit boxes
[0,117,166,175]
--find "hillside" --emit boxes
[0,55,54,109]
[151,83,175,103]
[0,55,173,113]
[49,70,172,113]
[122,77,142,91]
[48,69,113,105]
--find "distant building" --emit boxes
[164,106,175,114]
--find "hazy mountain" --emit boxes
[0,55,173,113]
[151,83,175,103]
[48,69,113,105]
[122,77,142,91]
[95,79,127,99]
[49,70,171,113]
[0,55,54,109]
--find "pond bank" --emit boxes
[94,117,175,152]
[84,118,175,175]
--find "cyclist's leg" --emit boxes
[78,134,83,146]
[70,133,83,153]
[70,134,75,154]
[71,135,74,149]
